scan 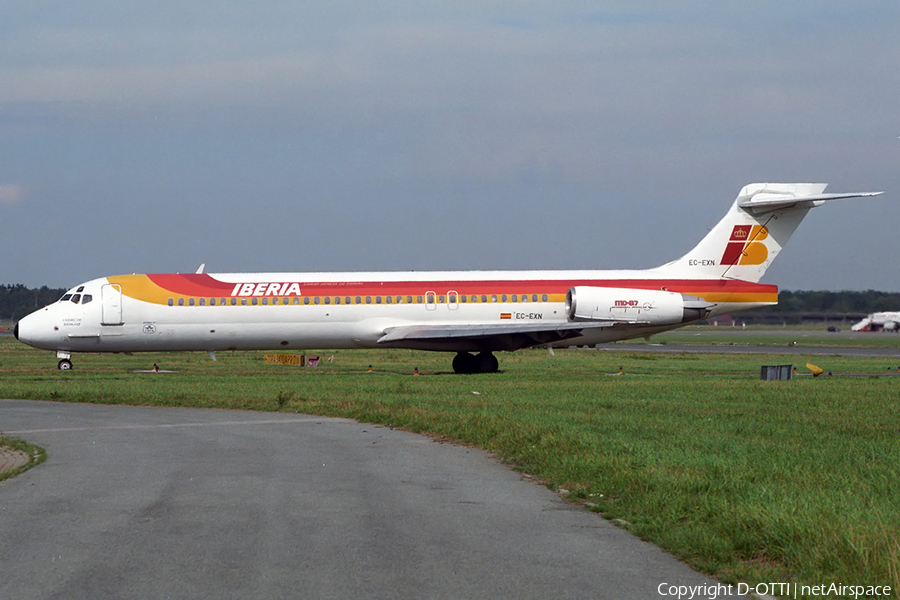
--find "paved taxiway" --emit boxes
[606,343,900,358]
[0,399,746,599]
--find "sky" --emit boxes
[2,1,898,291]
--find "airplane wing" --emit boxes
[377,320,641,352]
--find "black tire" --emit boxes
[58,359,73,370]
[476,352,499,373]
[452,352,477,374]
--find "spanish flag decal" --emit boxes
[500,313,512,319]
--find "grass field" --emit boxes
[1,334,899,598]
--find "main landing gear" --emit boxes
[452,352,499,374]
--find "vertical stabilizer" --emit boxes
[654,183,881,283]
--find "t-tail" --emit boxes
[655,183,883,283]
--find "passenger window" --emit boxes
[438,295,445,303]
[82,294,93,304]
[252,298,258,306]
[167,298,174,307]
[356,296,362,304]
[230,298,237,306]
[532,294,538,302]
[481,295,487,303]
[386,296,392,304]
[406,296,413,304]
[460,295,467,303]
[189,298,195,306]
[366,296,372,304]
[416,296,423,304]
[209,298,215,306]
[324,297,331,305]
[491,295,497,303]
[304,297,310,305]
[542,294,548,302]
[262,298,268,305]
[512,295,517,303]
[376,296,382,304]
[178,298,185,306]
[345,297,351,305]
[501,294,508,302]
[241,298,247,306]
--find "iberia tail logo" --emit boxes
[720,225,769,266]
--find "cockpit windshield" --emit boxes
[58,291,92,304]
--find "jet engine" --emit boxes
[565,287,713,325]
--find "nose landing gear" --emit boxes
[56,351,73,370]
[452,352,499,374]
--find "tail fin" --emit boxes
[656,183,882,283]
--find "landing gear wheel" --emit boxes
[452,352,478,374]
[476,352,499,373]
[57,359,73,370]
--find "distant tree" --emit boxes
[1,284,67,321]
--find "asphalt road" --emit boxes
[0,399,747,599]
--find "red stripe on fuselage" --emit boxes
[144,274,774,299]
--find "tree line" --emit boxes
[760,290,900,315]
[3,284,900,323]
[1,284,68,322]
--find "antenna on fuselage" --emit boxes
[195,263,206,274]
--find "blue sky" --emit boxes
[2,1,898,290]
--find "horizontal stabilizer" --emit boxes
[738,190,882,213]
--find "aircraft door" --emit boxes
[101,284,124,325]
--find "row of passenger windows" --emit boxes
[167,293,552,307]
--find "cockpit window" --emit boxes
[76,286,84,293]
[82,294,93,304]
[60,294,73,302]
[71,294,82,304]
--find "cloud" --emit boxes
[0,184,27,206]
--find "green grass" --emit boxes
[0,436,47,482]
[1,336,899,598]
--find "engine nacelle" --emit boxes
[565,286,713,325]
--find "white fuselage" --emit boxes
[15,268,773,356]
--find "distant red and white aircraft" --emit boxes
[852,312,900,332]
[16,183,881,372]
